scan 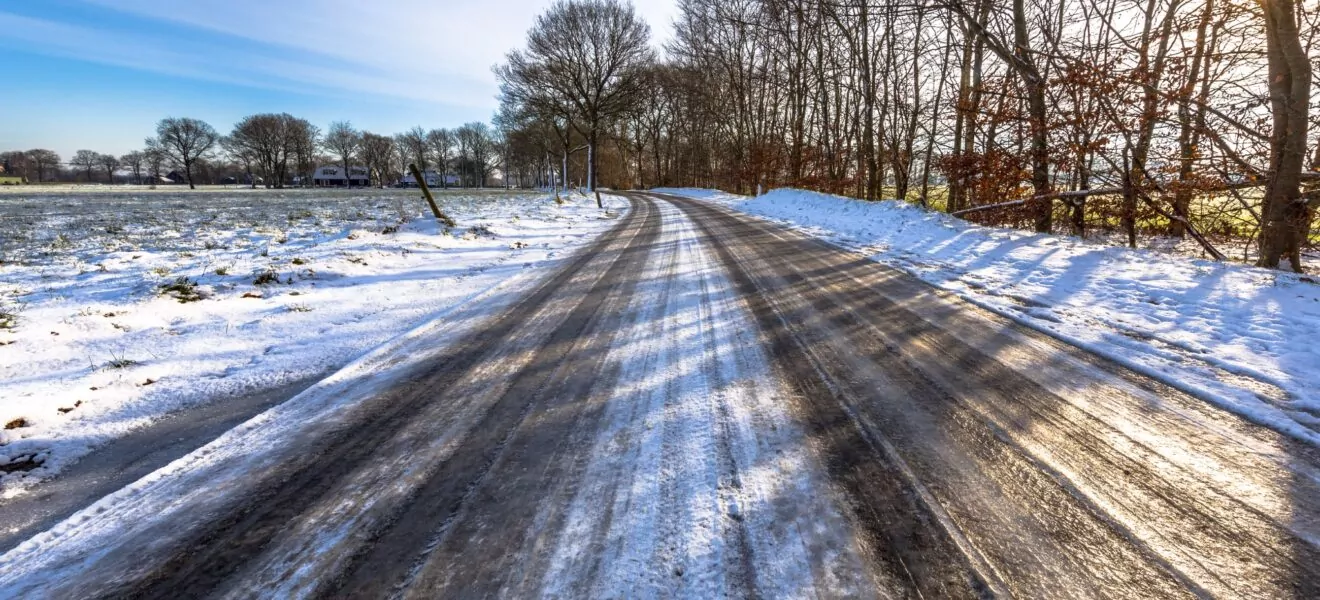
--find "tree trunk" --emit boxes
[921,23,956,208]
[1073,137,1092,237]
[1257,0,1313,272]
[1015,0,1052,233]
[1173,0,1214,239]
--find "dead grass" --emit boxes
[103,356,139,369]
[0,306,17,330]
[158,277,203,303]
[253,269,281,286]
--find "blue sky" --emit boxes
[0,0,677,160]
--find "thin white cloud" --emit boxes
[80,0,525,85]
[76,0,677,80]
[0,5,514,107]
[2,1,678,114]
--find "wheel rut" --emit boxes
[656,191,1320,599]
[108,197,660,599]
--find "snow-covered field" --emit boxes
[0,187,625,491]
[657,187,1320,445]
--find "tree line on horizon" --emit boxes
[0,118,510,191]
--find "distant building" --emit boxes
[221,174,263,186]
[399,170,458,188]
[312,166,370,187]
[0,159,24,185]
[165,171,187,184]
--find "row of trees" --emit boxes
[1,149,71,183]
[160,115,512,190]
[3,117,512,191]
[494,0,1318,271]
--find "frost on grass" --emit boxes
[0,187,625,491]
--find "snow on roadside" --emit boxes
[0,188,625,491]
[655,187,1320,445]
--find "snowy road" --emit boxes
[2,192,1318,598]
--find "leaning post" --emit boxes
[410,163,456,228]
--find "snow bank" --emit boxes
[663,187,1320,445]
[651,188,744,202]
[0,189,625,491]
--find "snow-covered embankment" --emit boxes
[657,187,1320,444]
[0,189,626,491]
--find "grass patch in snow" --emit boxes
[102,356,139,370]
[0,307,18,330]
[252,270,281,286]
[158,277,203,303]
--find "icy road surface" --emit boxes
[1,193,1317,598]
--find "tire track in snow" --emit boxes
[539,199,879,599]
[661,192,1320,599]
[278,197,663,599]
[0,198,650,599]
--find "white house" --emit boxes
[400,170,459,188]
[312,166,370,187]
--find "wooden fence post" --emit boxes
[410,163,456,228]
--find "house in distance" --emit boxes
[399,170,459,188]
[312,166,370,187]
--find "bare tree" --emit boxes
[144,146,166,187]
[25,149,60,183]
[221,135,259,188]
[71,150,100,183]
[289,120,320,187]
[427,129,455,188]
[120,151,145,184]
[227,113,304,188]
[360,132,396,188]
[99,153,121,184]
[1258,0,1314,271]
[499,0,655,206]
[456,122,499,188]
[149,117,219,189]
[400,127,430,172]
[323,121,362,188]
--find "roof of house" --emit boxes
[314,166,369,179]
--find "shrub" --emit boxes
[253,269,280,286]
[159,277,203,303]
